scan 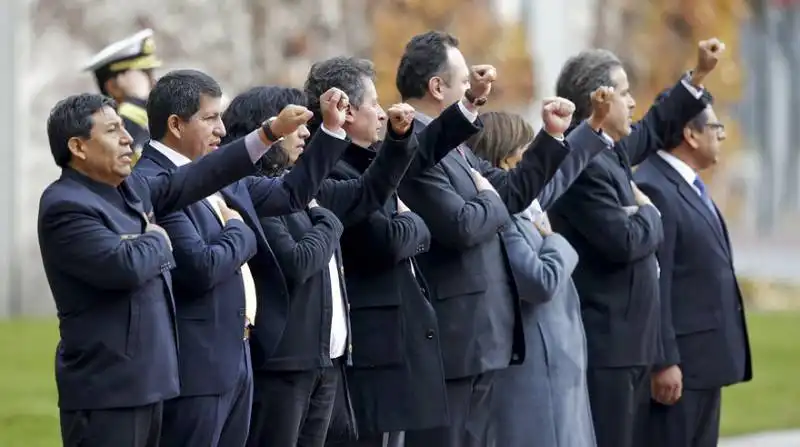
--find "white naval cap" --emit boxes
[82,29,162,75]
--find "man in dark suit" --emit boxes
[37,92,304,447]
[132,70,358,447]
[393,30,574,447]
[244,56,483,447]
[546,40,724,447]
[634,93,752,447]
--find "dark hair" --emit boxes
[146,69,222,140]
[468,111,535,168]
[304,56,376,134]
[47,93,117,168]
[555,49,624,129]
[655,88,715,150]
[222,86,307,176]
[396,31,460,101]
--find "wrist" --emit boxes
[260,117,284,145]
[688,69,707,87]
[460,96,480,115]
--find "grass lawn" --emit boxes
[0,312,798,445]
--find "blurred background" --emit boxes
[0,0,799,445]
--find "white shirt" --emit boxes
[328,255,347,358]
[657,150,703,197]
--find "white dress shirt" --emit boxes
[657,150,702,196]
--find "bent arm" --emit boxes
[551,166,664,264]
[538,121,610,210]
[159,211,258,294]
[398,164,510,250]
[39,202,174,291]
[622,77,708,166]
[147,130,272,215]
[317,132,417,226]
[471,130,570,214]
[504,219,578,304]
[248,130,351,217]
[260,208,343,284]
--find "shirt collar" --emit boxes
[657,150,697,186]
[149,140,192,167]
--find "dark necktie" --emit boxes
[693,176,717,215]
[612,144,634,181]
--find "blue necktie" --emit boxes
[693,176,721,224]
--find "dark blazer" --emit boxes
[249,102,482,373]
[634,154,752,389]
[38,138,260,411]
[326,104,481,434]
[548,79,709,368]
[397,115,569,380]
[133,130,350,396]
[250,129,421,371]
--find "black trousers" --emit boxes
[327,432,405,447]
[247,361,341,447]
[160,341,253,447]
[586,366,651,447]
[60,401,163,447]
[646,388,722,447]
[404,371,495,447]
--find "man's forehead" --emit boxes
[93,106,122,124]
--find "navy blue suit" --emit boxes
[38,138,260,447]
[134,130,351,447]
[635,154,752,447]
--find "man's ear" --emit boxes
[344,104,355,124]
[428,77,445,102]
[683,126,699,149]
[167,114,182,139]
[67,136,88,161]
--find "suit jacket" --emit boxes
[133,130,350,396]
[634,154,752,389]
[38,138,259,411]
[548,78,709,368]
[398,112,570,379]
[322,101,481,434]
[250,129,420,371]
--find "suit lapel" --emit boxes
[220,185,268,242]
[651,156,730,255]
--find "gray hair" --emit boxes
[555,49,623,128]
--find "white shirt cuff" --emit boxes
[680,76,704,99]
[321,124,347,140]
[457,100,478,123]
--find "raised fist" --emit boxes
[695,38,725,75]
[541,97,575,137]
[386,103,415,135]
[271,105,313,139]
[320,87,349,132]
[466,65,497,105]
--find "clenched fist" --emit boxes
[541,97,575,138]
[466,65,497,106]
[270,105,313,140]
[695,38,725,75]
[386,103,415,135]
[320,87,349,133]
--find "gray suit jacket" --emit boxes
[492,121,608,447]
